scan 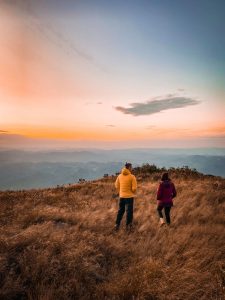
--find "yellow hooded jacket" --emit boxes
[115,168,137,198]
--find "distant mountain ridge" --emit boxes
[0,148,225,190]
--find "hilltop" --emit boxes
[0,166,224,299]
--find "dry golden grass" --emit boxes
[0,167,225,299]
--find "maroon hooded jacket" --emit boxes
[157,180,177,207]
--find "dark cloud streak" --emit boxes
[115,96,200,116]
[1,0,108,70]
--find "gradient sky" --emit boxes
[0,0,225,148]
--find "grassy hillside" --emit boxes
[0,166,224,299]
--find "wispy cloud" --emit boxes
[0,130,8,133]
[34,22,94,63]
[106,125,116,127]
[1,0,108,71]
[146,125,156,130]
[84,102,103,105]
[115,96,200,116]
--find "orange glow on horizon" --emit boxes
[3,123,224,142]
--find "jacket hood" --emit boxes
[121,168,131,175]
[161,179,171,188]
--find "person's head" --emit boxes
[125,162,132,171]
[161,172,169,181]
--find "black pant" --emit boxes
[116,198,134,226]
[157,206,171,224]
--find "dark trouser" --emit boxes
[157,206,171,224]
[116,198,134,226]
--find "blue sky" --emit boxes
[39,0,225,93]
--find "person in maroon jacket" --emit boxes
[157,172,177,226]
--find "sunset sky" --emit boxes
[0,0,225,148]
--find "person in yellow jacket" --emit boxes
[114,162,137,231]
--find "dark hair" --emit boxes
[125,162,132,169]
[161,172,169,181]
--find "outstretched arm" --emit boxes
[132,176,137,193]
[172,183,177,198]
[115,176,120,192]
[157,183,162,200]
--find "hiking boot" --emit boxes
[114,224,120,232]
[159,218,165,226]
[126,224,133,232]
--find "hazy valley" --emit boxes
[0,148,225,190]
